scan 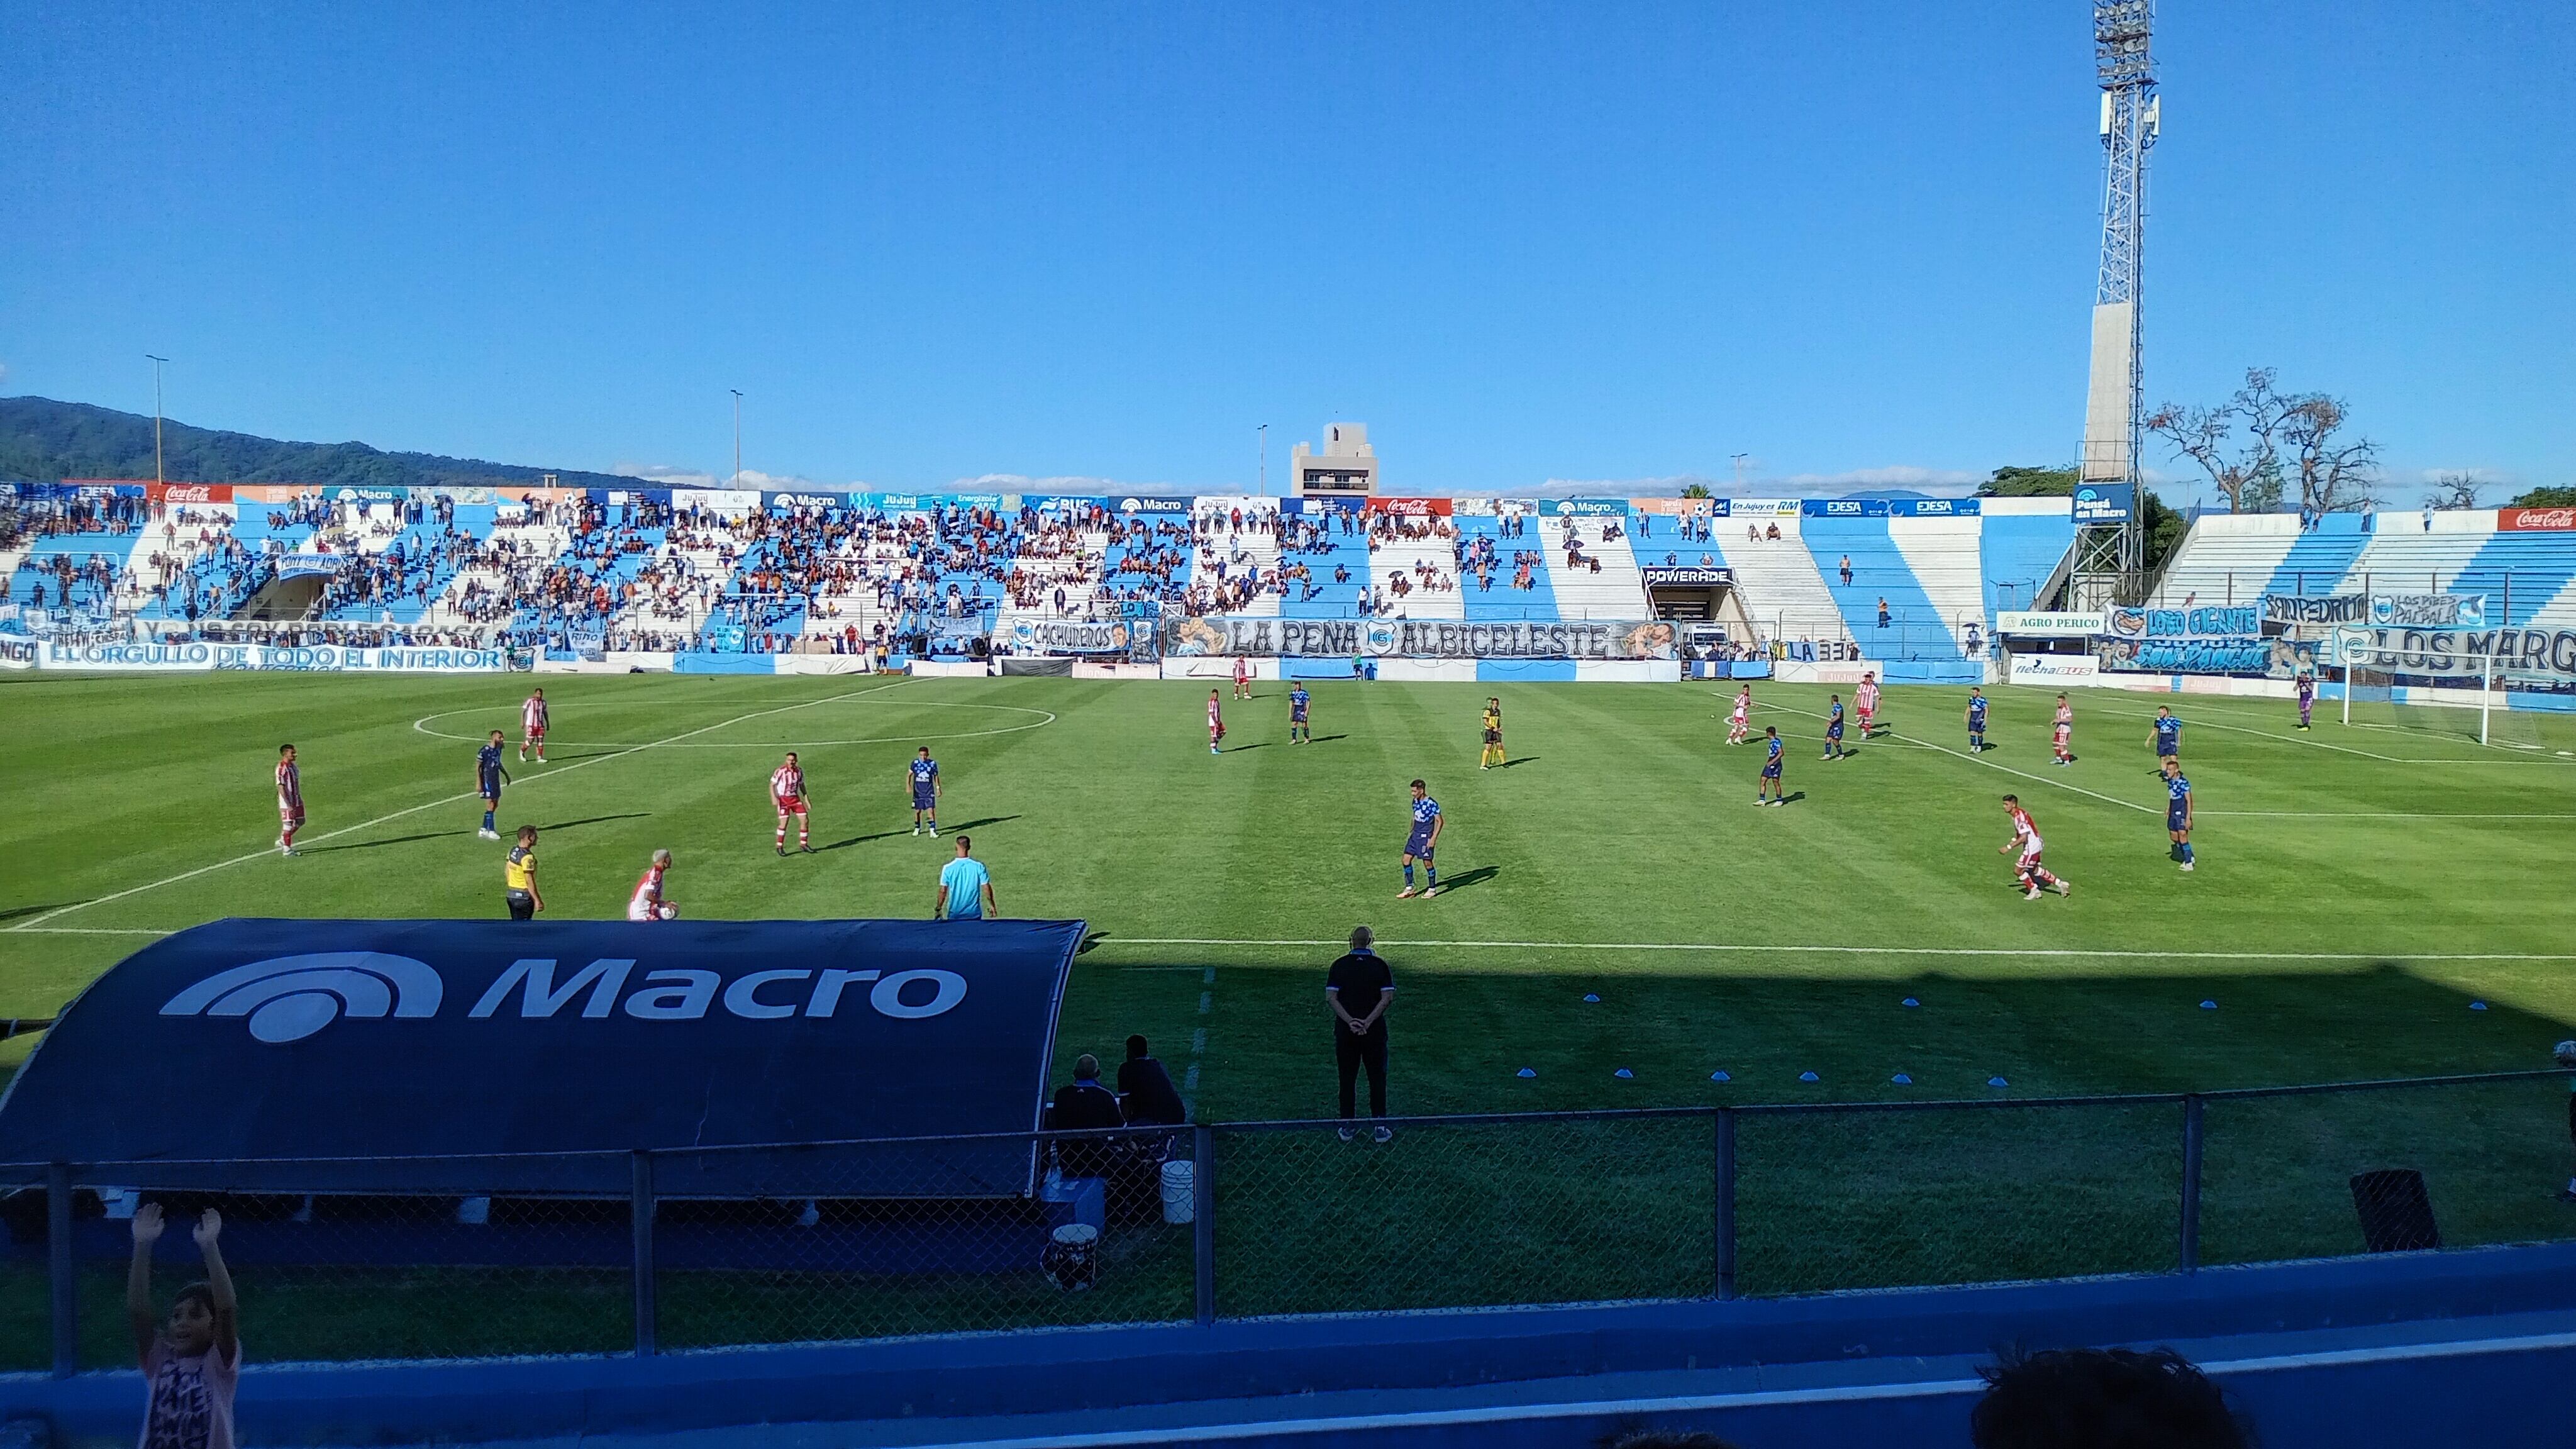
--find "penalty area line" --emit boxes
[6,678,917,935]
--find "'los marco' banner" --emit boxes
[1162,616,1679,660]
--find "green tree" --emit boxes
[1680,482,1711,499]
[1977,465,2077,497]
[2507,485,2576,508]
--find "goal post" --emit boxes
[2336,628,2510,747]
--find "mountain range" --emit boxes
[0,397,638,492]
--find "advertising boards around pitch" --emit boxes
[2007,652,2101,684]
[0,918,1088,1196]
[1640,565,1733,588]
[1994,611,2105,637]
[2498,506,2576,532]
[2071,482,2133,524]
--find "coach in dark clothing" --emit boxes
[1050,1053,1126,1177]
[1118,1035,1189,1126]
[1327,926,1394,1140]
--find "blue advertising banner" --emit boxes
[1546,497,1631,518]
[2072,483,2133,524]
[0,918,1085,1196]
[1803,498,1891,518]
[1114,494,1194,514]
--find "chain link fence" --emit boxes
[6,1071,2570,1373]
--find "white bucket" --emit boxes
[1160,1158,1196,1224]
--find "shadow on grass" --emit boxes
[0,902,79,924]
[306,830,477,853]
[1224,743,1275,753]
[816,816,1021,852]
[530,813,652,832]
[1430,866,1499,895]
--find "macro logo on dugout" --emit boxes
[162,952,970,1044]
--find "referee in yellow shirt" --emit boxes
[504,825,544,920]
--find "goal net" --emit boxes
[2336,631,2547,750]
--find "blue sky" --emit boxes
[3,3,2568,501]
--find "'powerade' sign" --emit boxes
[42,642,509,672]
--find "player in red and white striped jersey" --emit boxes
[519,689,550,763]
[274,743,304,857]
[1998,795,2070,901]
[771,752,811,855]
[1855,673,1880,736]
[628,849,677,921]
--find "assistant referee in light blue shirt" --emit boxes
[935,835,996,920]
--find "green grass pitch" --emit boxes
[4,670,2574,1358]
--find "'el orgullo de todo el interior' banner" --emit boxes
[1161,616,1679,660]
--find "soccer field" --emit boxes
[8,670,2576,1360]
[5,670,2575,1107]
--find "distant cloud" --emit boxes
[609,462,828,489]
[950,472,1188,494]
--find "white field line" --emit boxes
[409,699,1055,747]
[1107,938,2576,962]
[2198,811,2576,819]
[1745,697,2155,815]
[26,930,2568,963]
[5,679,919,933]
[2084,696,2575,766]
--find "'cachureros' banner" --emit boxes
[43,641,510,673]
[1163,616,1678,660]
[1006,618,1136,654]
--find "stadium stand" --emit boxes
[2146,511,2301,608]
[1,483,2086,667]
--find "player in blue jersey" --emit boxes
[1398,779,1444,898]
[1289,684,1312,744]
[475,730,510,840]
[2162,757,2196,871]
[1822,695,1847,759]
[1758,726,1785,805]
[2150,706,2182,772]
[1965,687,1990,752]
[908,747,941,836]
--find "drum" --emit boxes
[1041,1221,1099,1291]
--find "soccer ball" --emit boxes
[2555,1040,2576,1068]
[656,904,680,921]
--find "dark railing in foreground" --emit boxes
[4,1069,2570,1375]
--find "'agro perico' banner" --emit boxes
[2096,635,2325,679]
[2333,627,2576,687]
[2264,594,2370,626]
[1163,616,1679,660]
[1006,618,1137,654]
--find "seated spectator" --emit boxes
[1049,1053,1125,1177]
[1117,1035,1188,1126]
[1969,1347,2250,1449]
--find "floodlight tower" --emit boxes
[2074,0,2158,606]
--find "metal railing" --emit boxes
[4,1070,2567,1374]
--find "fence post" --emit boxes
[48,1162,76,1378]
[1192,1124,1216,1326]
[2179,1095,2205,1274]
[1712,1109,1737,1301]
[630,1150,658,1356]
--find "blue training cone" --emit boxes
[2200,1000,2218,1010]
[1798,1070,1820,1082]
[1901,997,1920,1009]
[1583,993,1601,1003]
[2470,1001,2488,1011]
[1710,1070,1731,1083]
[1891,1073,1912,1085]
[1988,1076,2010,1088]
[1516,1067,1537,1079]
[1614,1067,1634,1079]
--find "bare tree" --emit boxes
[2147,367,2376,516]
[2423,472,2480,510]
[2280,394,2379,516]
[2145,367,2298,514]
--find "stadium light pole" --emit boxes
[1258,423,1268,496]
[146,355,169,487]
[730,389,743,489]
[1731,453,1749,492]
